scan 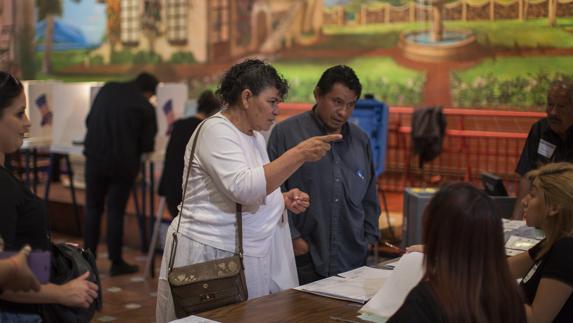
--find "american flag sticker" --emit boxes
[35,94,53,127]
[163,99,175,135]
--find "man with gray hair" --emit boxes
[512,80,573,219]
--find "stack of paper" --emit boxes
[505,235,541,256]
[502,219,525,232]
[294,266,392,304]
[170,316,220,323]
[358,252,425,322]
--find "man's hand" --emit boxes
[295,134,342,162]
[292,238,310,256]
[283,188,310,214]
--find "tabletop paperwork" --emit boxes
[294,266,393,304]
[358,252,425,322]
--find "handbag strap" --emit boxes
[167,116,244,273]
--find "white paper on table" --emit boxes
[169,315,220,323]
[506,248,526,256]
[359,252,425,319]
[502,219,526,232]
[294,266,392,303]
[505,235,540,251]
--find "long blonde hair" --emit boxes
[527,162,573,259]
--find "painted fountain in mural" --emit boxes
[400,0,477,61]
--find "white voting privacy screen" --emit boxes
[155,83,188,158]
[50,82,102,154]
[22,81,60,147]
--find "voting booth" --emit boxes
[154,83,188,160]
[22,80,60,147]
[349,99,389,176]
[51,82,102,155]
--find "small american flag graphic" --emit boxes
[35,94,53,127]
[163,99,175,135]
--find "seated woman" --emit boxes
[389,182,525,323]
[0,71,99,321]
[156,59,341,322]
[508,162,573,323]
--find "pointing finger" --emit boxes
[317,134,343,143]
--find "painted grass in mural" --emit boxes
[274,57,424,104]
[453,57,573,109]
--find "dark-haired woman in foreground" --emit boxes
[156,59,341,322]
[389,183,525,323]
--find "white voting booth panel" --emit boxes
[22,81,60,148]
[51,82,102,155]
[154,83,187,160]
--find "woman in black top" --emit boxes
[0,71,98,319]
[158,90,220,217]
[509,162,573,322]
[389,183,525,323]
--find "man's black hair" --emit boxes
[134,72,159,95]
[315,65,362,99]
[197,90,221,116]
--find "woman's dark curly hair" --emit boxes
[0,71,24,118]
[216,59,289,106]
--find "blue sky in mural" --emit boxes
[61,0,106,45]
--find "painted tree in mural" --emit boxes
[142,0,162,53]
[548,0,557,27]
[106,0,121,52]
[35,0,81,74]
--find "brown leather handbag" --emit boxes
[167,118,248,318]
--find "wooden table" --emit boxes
[200,289,371,323]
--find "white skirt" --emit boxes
[156,212,297,323]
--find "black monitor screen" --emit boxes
[481,172,508,197]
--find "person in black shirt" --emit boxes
[389,183,525,323]
[508,162,573,322]
[0,71,98,321]
[83,72,158,276]
[513,81,573,219]
[158,90,221,217]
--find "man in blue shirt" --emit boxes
[268,65,380,284]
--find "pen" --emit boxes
[329,316,360,323]
[384,241,405,254]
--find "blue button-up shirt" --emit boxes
[268,108,380,277]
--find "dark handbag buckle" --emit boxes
[200,293,216,302]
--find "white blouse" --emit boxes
[177,112,285,257]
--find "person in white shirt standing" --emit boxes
[156,59,341,322]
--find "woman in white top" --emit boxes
[156,59,341,322]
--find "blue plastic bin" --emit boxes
[349,99,389,176]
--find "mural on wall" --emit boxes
[2,0,573,109]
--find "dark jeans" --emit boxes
[0,312,42,323]
[84,158,136,263]
[295,253,324,285]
